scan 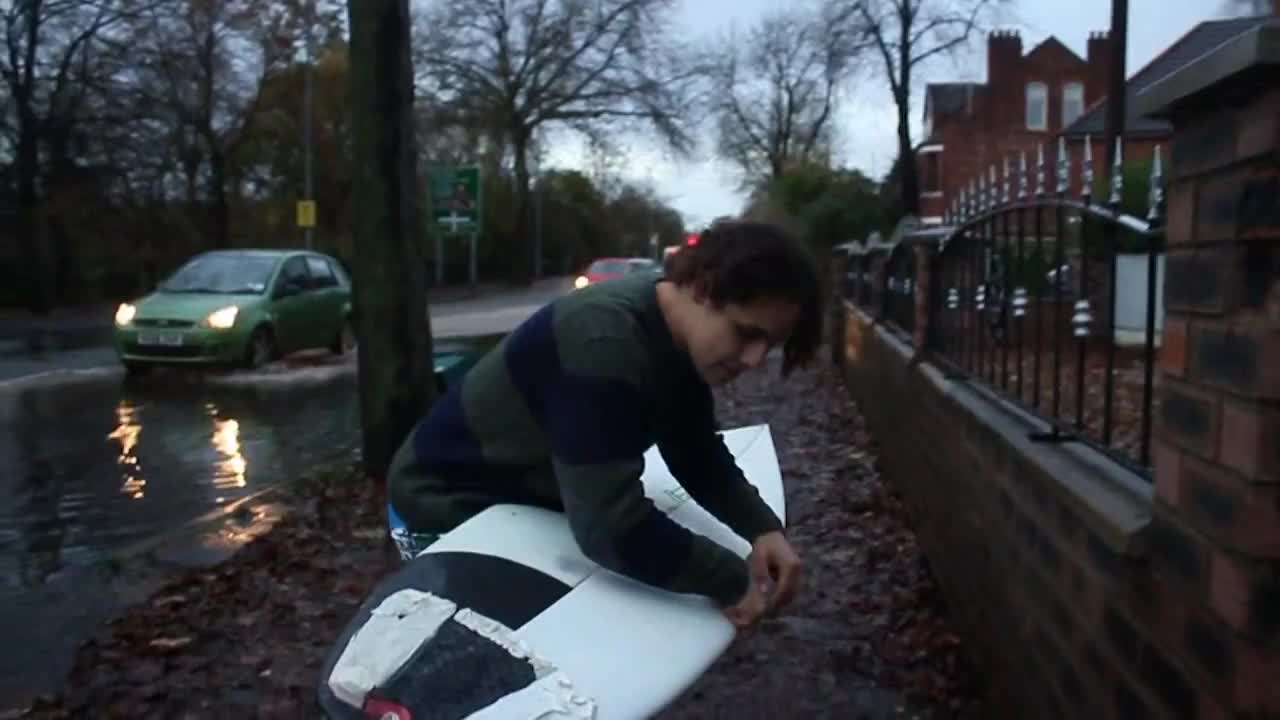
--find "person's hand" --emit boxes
[722,580,769,630]
[749,531,804,612]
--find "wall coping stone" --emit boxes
[862,318,1154,556]
[1137,18,1280,120]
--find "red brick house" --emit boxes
[919,12,1280,221]
[916,30,1112,224]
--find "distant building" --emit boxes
[918,13,1280,222]
[916,30,1112,224]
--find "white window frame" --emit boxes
[1062,82,1085,127]
[918,145,944,197]
[1026,82,1048,131]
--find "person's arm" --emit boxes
[656,384,783,544]
[545,334,751,607]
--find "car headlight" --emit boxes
[205,305,239,329]
[574,275,589,289]
[115,303,136,327]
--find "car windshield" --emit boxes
[160,254,279,294]
[625,259,658,273]
[588,260,629,274]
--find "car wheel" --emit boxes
[244,326,276,370]
[329,318,356,355]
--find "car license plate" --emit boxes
[138,331,185,347]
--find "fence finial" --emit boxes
[1109,136,1124,206]
[1036,144,1046,197]
[1082,135,1094,201]
[1002,156,1011,204]
[1056,137,1069,194]
[1018,151,1029,200]
[1147,145,1165,226]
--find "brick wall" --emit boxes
[839,63,1279,718]
[1151,78,1280,715]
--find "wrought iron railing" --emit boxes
[839,250,876,309]
[930,137,1166,477]
[883,244,916,338]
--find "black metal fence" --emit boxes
[931,139,1166,477]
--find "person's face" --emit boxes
[683,292,799,386]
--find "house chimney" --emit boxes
[987,30,1023,126]
[1086,31,1111,108]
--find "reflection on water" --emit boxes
[211,412,248,501]
[0,373,360,594]
[109,400,145,499]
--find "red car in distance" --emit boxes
[573,257,659,290]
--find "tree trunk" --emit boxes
[511,130,533,284]
[347,0,433,483]
[895,22,919,218]
[209,148,230,248]
[16,113,52,315]
[896,94,919,216]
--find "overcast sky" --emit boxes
[541,0,1249,229]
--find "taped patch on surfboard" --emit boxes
[328,589,596,719]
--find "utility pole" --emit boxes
[1103,0,1128,171]
[303,0,316,249]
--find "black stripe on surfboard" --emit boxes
[318,551,571,718]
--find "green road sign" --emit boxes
[429,165,482,235]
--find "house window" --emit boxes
[923,153,940,193]
[1026,82,1048,131]
[1062,82,1084,127]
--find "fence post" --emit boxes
[1138,33,1280,715]
[870,251,888,321]
[829,252,847,367]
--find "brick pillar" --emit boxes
[912,244,933,350]
[1143,39,1280,716]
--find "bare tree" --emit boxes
[129,0,298,248]
[839,0,999,216]
[2,0,132,311]
[347,0,432,481]
[416,0,698,281]
[707,4,863,185]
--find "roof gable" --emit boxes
[1025,36,1086,66]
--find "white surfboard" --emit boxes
[319,424,786,720]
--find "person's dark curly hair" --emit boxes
[664,220,823,376]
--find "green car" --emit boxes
[113,249,354,375]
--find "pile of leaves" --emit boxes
[658,356,983,719]
[27,464,393,718]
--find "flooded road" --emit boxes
[0,371,360,596]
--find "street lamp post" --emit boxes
[303,0,316,250]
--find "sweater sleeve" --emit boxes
[545,331,751,607]
[656,383,784,544]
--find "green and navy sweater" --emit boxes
[387,273,783,606]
